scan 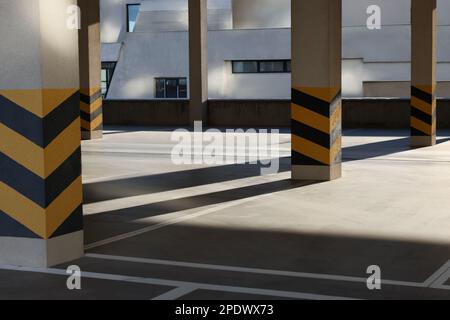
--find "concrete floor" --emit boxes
[1,127,450,300]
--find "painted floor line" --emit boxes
[0,264,358,301]
[84,188,286,250]
[152,286,197,300]
[86,253,450,290]
[423,259,450,287]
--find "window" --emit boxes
[155,78,188,99]
[232,60,291,74]
[101,62,117,98]
[127,4,141,32]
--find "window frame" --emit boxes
[101,61,117,99]
[155,77,188,99]
[232,60,292,74]
[126,3,141,33]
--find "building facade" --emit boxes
[100,0,450,100]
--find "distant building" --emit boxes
[100,0,450,100]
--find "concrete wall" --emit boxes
[103,99,450,129]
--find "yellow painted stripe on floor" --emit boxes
[291,103,330,134]
[0,123,45,178]
[0,89,78,118]
[44,118,81,177]
[411,116,433,135]
[46,176,82,238]
[293,86,340,103]
[0,182,46,238]
[411,96,434,116]
[80,98,102,114]
[292,135,330,165]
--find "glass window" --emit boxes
[232,61,258,73]
[101,62,117,98]
[232,60,291,74]
[155,78,188,99]
[127,4,141,32]
[259,61,285,73]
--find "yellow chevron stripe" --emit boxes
[0,182,46,237]
[330,135,342,164]
[0,89,78,118]
[293,86,340,103]
[0,118,80,179]
[411,116,434,135]
[80,87,101,97]
[330,103,342,133]
[80,97,102,114]
[292,135,331,165]
[413,84,435,95]
[81,113,103,131]
[0,123,45,177]
[45,176,82,238]
[0,177,82,239]
[44,118,81,178]
[411,96,435,116]
[292,103,330,134]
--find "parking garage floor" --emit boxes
[1,127,450,300]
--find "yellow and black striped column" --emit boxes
[411,0,437,147]
[291,0,342,181]
[79,0,103,140]
[0,0,83,267]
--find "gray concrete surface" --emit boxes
[1,127,450,300]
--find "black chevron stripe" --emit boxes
[411,86,433,105]
[0,148,81,208]
[0,92,80,148]
[292,119,331,149]
[80,90,102,104]
[0,211,41,239]
[50,205,83,239]
[80,105,102,122]
[292,150,328,166]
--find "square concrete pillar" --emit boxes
[0,0,84,267]
[79,0,103,140]
[410,0,437,147]
[291,0,342,181]
[188,0,208,125]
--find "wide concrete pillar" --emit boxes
[0,0,84,267]
[291,0,342,181]
[79,0,103,140]
[188,0,208,125]
[410,0,437,147]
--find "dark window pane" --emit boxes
[155,79,165,98]
[127,4,140,32]
[259,61,285,73]
[286,61,291,72]
[101,62,116,98]
[233,61,258,73]
[165,79,178,98]
[178,78,187,98]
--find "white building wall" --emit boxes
[102,0,450,99]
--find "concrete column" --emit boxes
[79,0,103,140]
[188,0,208,125]
[0,0,84,267]
[291,0,342,181]
[410,0,437,147]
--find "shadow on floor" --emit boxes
[83,158,292,204]
[85,178,318,231]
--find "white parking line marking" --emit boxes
[85,253,450,290]
[152,287,196,300]
[0,264,357,300]
[423,259,450,287]
[85,188,287,250]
